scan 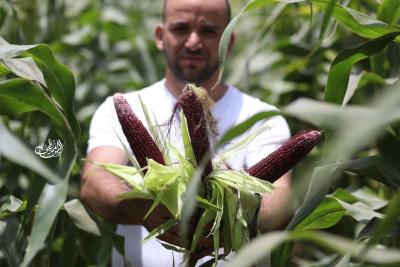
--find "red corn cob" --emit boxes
[176,85,215,177]
[175,85,217,266]
[113,93,165,170]
[246,130,322,183]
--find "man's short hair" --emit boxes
[162,0,232,25]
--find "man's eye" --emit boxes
[171,27,188,34]
[202,28,218,37]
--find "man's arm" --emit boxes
[257,172,293,232]
[81,146,144,224]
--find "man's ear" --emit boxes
[227,32,236,53]
[155,24,164,51]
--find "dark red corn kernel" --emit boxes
[246,130,322,183]
[113,93,165,170]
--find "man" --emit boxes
[80,0,293,266]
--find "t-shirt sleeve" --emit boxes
[86,96,128,154]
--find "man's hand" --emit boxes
[257,172,293,232]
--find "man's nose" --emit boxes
[185,31,202,50]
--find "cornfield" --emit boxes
[1,0,400,266]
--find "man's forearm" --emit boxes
[80,146,151,225]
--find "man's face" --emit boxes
[156,0,230,84]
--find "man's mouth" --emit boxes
[180,56,207,61]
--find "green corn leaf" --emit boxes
[216,9,240,88]
[0,94,38,116]
[23,45,80,137]
[0,195,26,219]
[367,192,400,248]
[180,110,196,167]
[0,120,62,184]
[190,182,219,253]
[92,161,149,194]
[21,179,69,267]
[63,199,101,236]
[319,0,336,40]
[139,94,171,165]
[208,181,224,237]
[211,170,274,194]
[293,196,345,232]
[244,0,303,12]
[144,159,179,192]
[312,0,400,41]
[143,157,192,218]
[286,164,340,230]
[222,188,234,254]
[228,231,289,267]
[227,230,400,267]
[143,188,166,220]
[2,57,46,86]
[0,79,70,136]
[223,187,237,251]
[334,198,384,222]
[339,156,400,188]
[213,227,220,265]
[167,143,194,183]
[159,178,186,218]
[159,241,187,253]
[0,63,9,77]
[118,190,154,200]
[217,111,279,147]
[218,0,400,88]
[215,123,271,167]
[0,37,37,57]
[195,196,222,212]
[377,0,400,25]
[342,71,398,106]
[0,38,79,138]
[114,131,144,177]
[180,157,207,241]
[324,31,400,105]
[141,217,178,244]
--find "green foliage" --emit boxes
[1,0,400,266]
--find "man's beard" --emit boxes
[164,49,219,84]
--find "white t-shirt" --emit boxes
[87,80,290,267]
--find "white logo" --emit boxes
[34,139,63,158]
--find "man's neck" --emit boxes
[164,70,228,102]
